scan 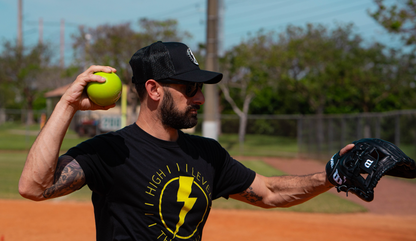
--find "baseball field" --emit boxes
[1,154,415,240]
[1,125,415,240]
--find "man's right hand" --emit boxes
[61,65,117,111]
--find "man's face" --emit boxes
[160,86,201,130]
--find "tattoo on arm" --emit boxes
[239,186,263,204]
[42,156,86,199]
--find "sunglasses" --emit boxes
[158,79,203,97]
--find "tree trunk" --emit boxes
[219,83,254,152]
[129,84,138,124]
[238,113,247,144]
[25,87,35,125]
[238,93,254,154]
[26,108,34,125]
[315,104,324,157]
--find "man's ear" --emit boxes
[145,79,162,101]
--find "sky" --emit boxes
[0,0,403,66]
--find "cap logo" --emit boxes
[187,48,199,66]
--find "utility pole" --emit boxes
[218,0,224,57]
[60,19,65,68]
[17,0,23,48]
[203,0,219,140]
[38,17,43,45]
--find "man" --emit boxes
[19,41,353,240]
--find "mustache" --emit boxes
[187,105,200,111]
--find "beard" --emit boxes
[160,89,200,130]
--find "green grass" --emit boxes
[0,151,92,201]
[212,160,367,213]
[218,134,298,158]
[0,152,26,199]
[0,124,299,158]
[0,122,89,151]
[0,123,37,150]
[0,123,90,201]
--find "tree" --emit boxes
[137,18,192,44]
[266,23,413,143]
[369,0,416,112]
[220,30,273,145]
[273,24,363,148]
[369,0,416,46]
[0,41,52,124]
[395,50,416,109]
[219,22,415,147]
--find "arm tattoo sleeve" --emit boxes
[239,186,263,204]
[42,156,86,199]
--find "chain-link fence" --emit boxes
[296,110,416,160]
[216,110,416,160]
[2,108,416,159]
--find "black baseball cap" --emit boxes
[129,41,222,84]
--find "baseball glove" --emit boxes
[326,138,416,202]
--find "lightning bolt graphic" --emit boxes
[174,176,197,238]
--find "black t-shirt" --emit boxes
[65,124,255,241]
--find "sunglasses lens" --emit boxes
[186,83,203,97]
[159,79,204,97]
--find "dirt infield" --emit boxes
[1,157,415,241]
[1,199,415,241]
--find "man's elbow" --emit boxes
[18,179,46,201]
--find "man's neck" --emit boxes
[136,112,179,142]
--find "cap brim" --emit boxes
[172,69,223,84]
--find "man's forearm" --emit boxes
[19,100,77,201]
[232,172,333,208]
[232,146,355,208]
[264,172,332,207]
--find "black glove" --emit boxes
[326,138,416,202]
